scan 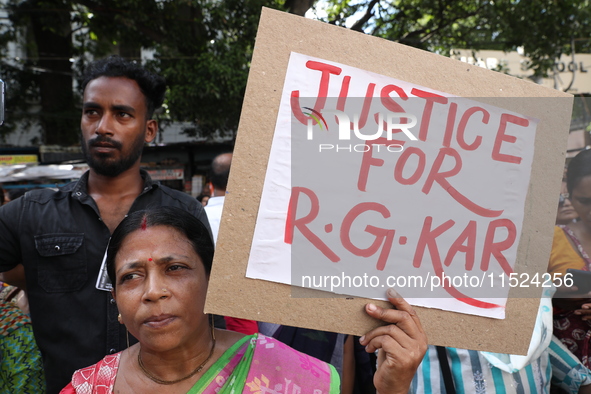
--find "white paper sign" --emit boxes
[246,52,538,319]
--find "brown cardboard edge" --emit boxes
[204,7,573,355]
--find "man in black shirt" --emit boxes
[0,56,210,394]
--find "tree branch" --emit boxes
[351,0,380,32]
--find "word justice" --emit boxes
[291,60,530,165]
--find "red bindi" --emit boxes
[148,258,152,261]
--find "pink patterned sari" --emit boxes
[60,334,340,394]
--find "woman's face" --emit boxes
[571,175,591,228]
[556,195,578,225]
[112,225,209,352]
[556,181,578,225]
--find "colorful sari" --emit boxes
[61,334,340,394]
[0,301,45,394]
[549,225,591,367]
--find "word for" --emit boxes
[358,139,507,218]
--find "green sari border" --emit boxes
[186,333,341,394]
[328,363,341,394]
[187,334,254,394]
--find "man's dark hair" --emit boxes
[106,206,214,289]
[81,56,166,119]
[209,153,232,191]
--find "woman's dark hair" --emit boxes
[106,206,214,288]
[567,149,591,195]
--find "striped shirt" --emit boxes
[411,289,591,394]
[410,336,591,393]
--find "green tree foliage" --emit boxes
[148,0,280,138]
[74,0,285,138]
[316,0,591,77]
[1,0,590,145]
[1,0,78,145]
[0,0,284,144]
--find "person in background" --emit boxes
[203,152,258,335]
[0,188,33,317]
[0,300,45,393]
[0,282,29,315]
[410,288,591,394]
[557,191,579,225]
[549,149,591,368]
[0,56,210,394]
[204,152,232,243]
[197,192,210,207]
[557,165,578,225]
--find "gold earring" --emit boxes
[118,313,122,324]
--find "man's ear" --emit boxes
[111,289,116,303]
[145,119,158,143]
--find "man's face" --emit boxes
[81,76,157,177]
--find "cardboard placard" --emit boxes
[204,7,573,354]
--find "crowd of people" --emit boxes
[0,54,591,393]
[0,56,427,394]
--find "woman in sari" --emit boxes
[550,149,591,367]
[60,206,427,394]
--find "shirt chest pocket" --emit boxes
[35,234,87,292]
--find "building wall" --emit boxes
[451,49,591,94]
